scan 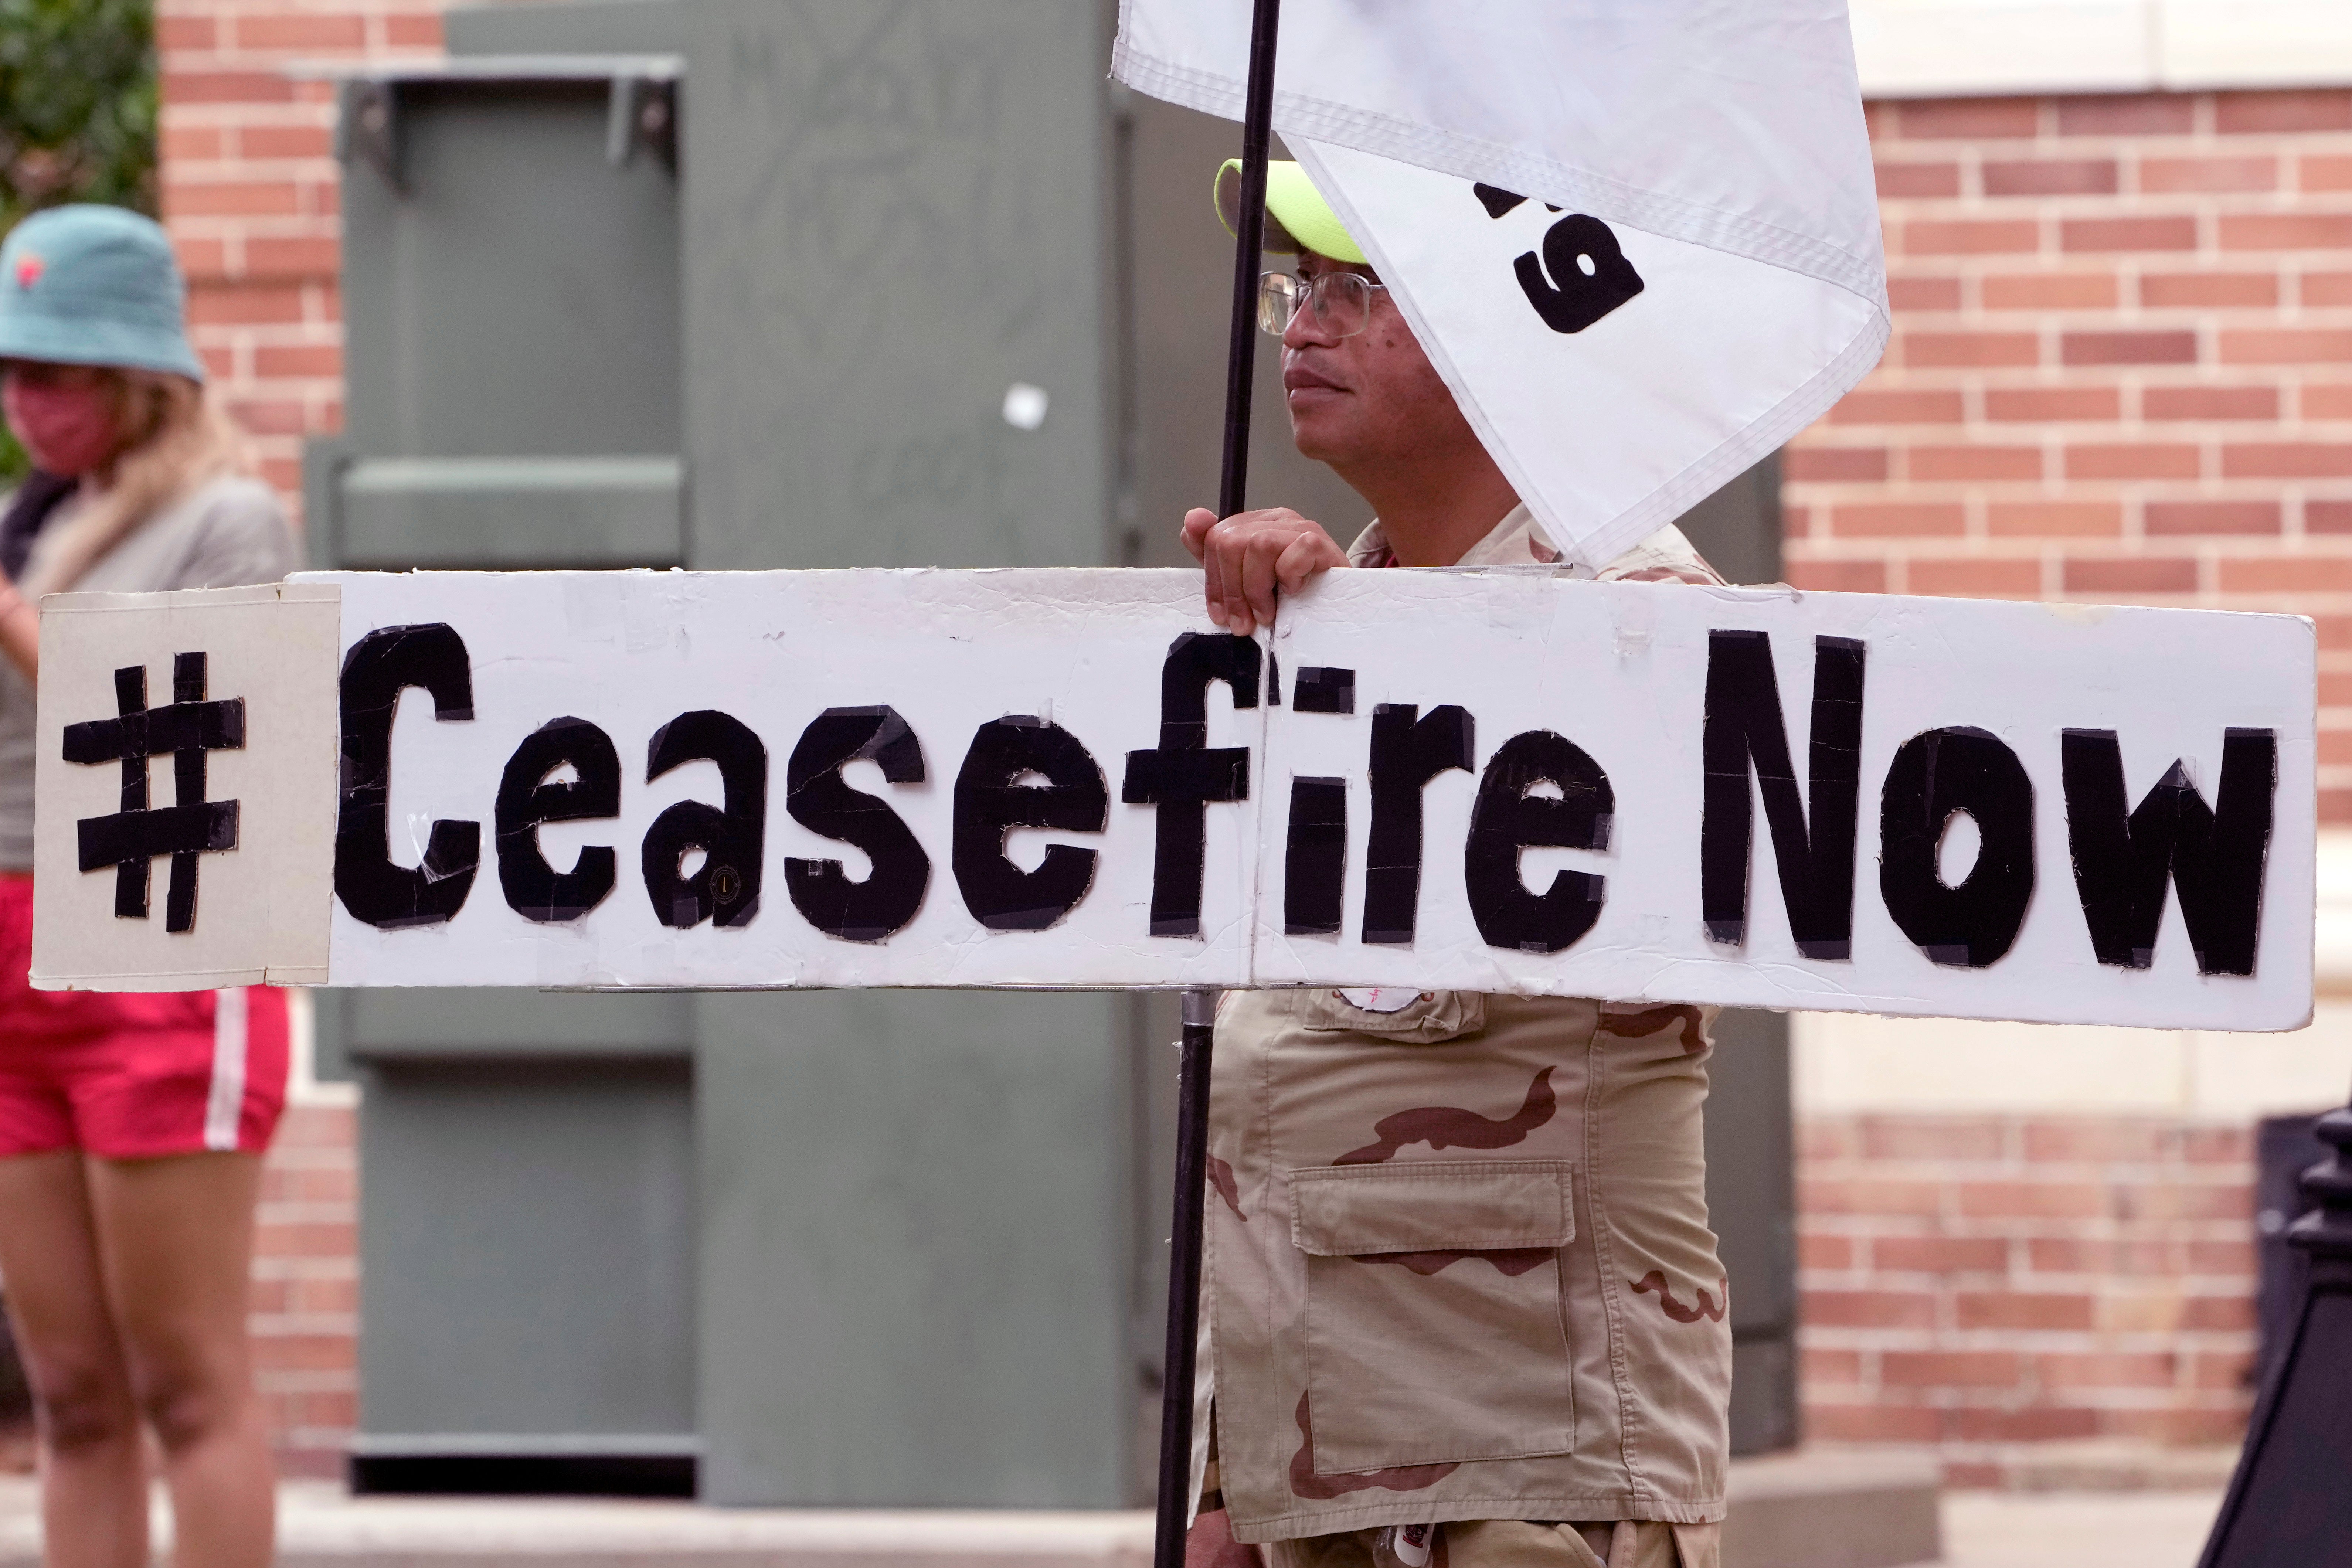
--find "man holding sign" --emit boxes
[1185,165,1729,1568]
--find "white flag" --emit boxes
[1114,0,1890,570]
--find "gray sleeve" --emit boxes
[177,478,303,590]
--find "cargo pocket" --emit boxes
[1289,1160,1575,1473]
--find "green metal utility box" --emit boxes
[309,0,1796,1506]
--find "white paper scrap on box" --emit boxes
[27,568,2316,1033]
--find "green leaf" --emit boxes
[0,0,159,485]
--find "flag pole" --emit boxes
[1156,2,1282,1566]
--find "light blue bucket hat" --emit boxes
[0,205,206,382]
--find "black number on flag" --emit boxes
[64,652,245,933]
[1474,183,1645,334]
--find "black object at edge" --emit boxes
[1158,3,1281,1567]
[2198,1099,2352,1567]
[349,1453,694,1499]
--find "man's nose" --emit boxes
[1283,296,1342,351]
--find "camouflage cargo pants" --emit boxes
[1189,1453,1720,1568]
[1190,1509,1716,1568]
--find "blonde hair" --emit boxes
[18,370,253,597]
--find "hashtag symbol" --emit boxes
[62,652,245,933]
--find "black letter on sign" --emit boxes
[1701,631,1866,960]
[954,717,1107,932]
[62,653,246,933]
[494,717,621,923]
[1284,778,1348,936]
[1292,667,1356,715]
[643,711,766,929]
[1878,727,2035,968]
[334,624,479,930]
[1121,632,1260,937]
[782,707,928,943]
[1465,729,1612,955]
[1363,704,1475,946]
[2060,728,2275,977]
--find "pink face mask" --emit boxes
[2,372,120,478]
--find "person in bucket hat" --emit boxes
[1183,164,1732,1568]
[0,204,296,1568]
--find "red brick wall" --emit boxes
[1799,1113,2258,1482]
[159,0,440,506]
[252,1101,359,1477]
[157,0,443,1474]
[1785,88,2352,817]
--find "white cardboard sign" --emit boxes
[29,568,2317,1033]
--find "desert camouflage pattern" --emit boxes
[1202,512,1730,1555]
[1268,1516,1712,1568]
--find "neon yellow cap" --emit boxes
[1213,159,1368,267]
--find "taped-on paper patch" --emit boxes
[1700,630,1864,961]
[2060,727,2274,977]
[334,624,479,931]
[783,706,928,943]
[644,709,766,931]
[1878,727,2034,969]
[953,715,1107,932]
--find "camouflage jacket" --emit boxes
[1203,506,1731,1549]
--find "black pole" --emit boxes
[2197,1096,2352,1567]
[1214,0,1284,524]
[1155,6,1282,1568]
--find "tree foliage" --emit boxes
[0,0,159,482]
[0,0,156,225]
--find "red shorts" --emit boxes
[0,875,288,1159]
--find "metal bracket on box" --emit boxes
[606,74,677,173]
[339,78,404,194]
[316,55,686,194]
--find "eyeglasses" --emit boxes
[1258,270,1387,338]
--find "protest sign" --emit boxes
[30,568,2315,1032]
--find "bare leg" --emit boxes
[87,1153,272,1568]
[0,1150,147,1568]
